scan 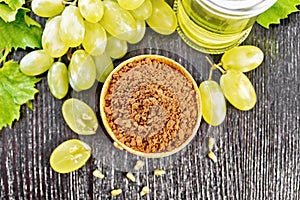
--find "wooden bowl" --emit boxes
[100,55,202,158]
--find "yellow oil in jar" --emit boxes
[174,0,257,54]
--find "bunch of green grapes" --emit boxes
[20,0,177,100]
[20,0,178,174]
[199,45,264,126]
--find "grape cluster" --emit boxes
[199,45,264,126]
[20,0,177,99]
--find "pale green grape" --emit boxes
[20,50,53,76]
[50,139,91,173]
[100,1,137,41]
[62,98,98,135]
[32,0,65,17]
[146,0,177,35]
[221,45,264,72]
[68,50,96,91]
[92,53,114,82]
[47,62,69,99]
[105,35,128,59]
[59,5,85,47]
[78,0,104,23]
[127,20,146,44]
[82,21,107,56]
[130,0,152,20]
[220,70,256,111]
[42,16,69,58]
[117,0,144,10]
[199,80,226,126]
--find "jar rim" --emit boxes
[199,0,277,18]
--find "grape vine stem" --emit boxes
[205,56,226,79]
[0,48,9,64]
[62,0,78,6]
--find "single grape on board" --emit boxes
[221,45,264,72]
[100,1,137,41]
[199,80,226,126]
[47,62,69,99]
[117,0,145,10]
[82,21,107,56]
[68,50,96,92]
[92,53,114,82]
[146,0,177,35]
[20,50,53,76]
[130,0,152,20]
[62,98,98,135]
[127,20,146,44]
[50,139,91,174]
[220,69,257,111]
[31,0,65,17]
[42,16,69,58]
[105,35,128,59]
[78,0,104,23]
[59,5,85,47]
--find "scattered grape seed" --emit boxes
[126,172,136,182]
[140,186,150,196]
[154,169,166,176]
[134,160,145,170]
[111,189,122,197]
[93,169,105,179]
[208,137,216,151]
[208,151,217,163]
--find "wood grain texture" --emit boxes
[1,5,300,200]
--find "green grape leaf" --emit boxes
[0,61,40,130]
[0,9,42,52]
[0,0,24,10]
[0,3,21,22]
[256,0,300,28]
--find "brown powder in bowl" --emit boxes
[102,56,200,154]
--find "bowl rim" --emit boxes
[99,54,202,158]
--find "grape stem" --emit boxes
[62,0,78,6]
[205,56,226,79]
[0,48,9,64]
[67,48,73,61]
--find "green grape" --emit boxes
[68,50,96,91]
[78,0,104,23]
[20,50,53,76]
[220,70,256,111]
[100,0,137,41]
[105,35,128,59]
[82,21,107,56]
[117,0,144,10]
[50,139,91,174]
[146,0,177,35]
[59,5,85,47]
[47,62,69,99]
[127,20,146,44]
[199,80,226,126]
[62,98,98,135]
[130,0,152,20]
[42,16,69,58]
[92,53,114,82]
[32,0,65,17]
[221,45,264,72]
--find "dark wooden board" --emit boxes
[1,3,300,200]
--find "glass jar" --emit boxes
[174,0,277,54]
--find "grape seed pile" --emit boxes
[20,0,177,99]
